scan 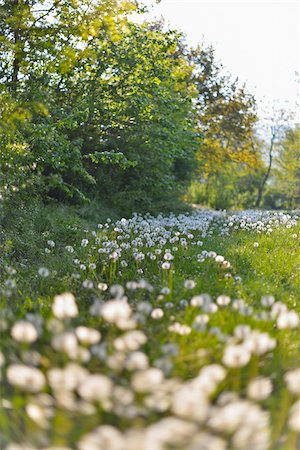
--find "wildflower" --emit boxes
[101,299,132,324]
[253,242,259,247]
[277,310,299,329]
[168,322,191,335]
[232,299,246,310]
[38,267,50,277]
[202,302,218,313]
[78,426,124,450]
[78,374,113,402]
[172,385,209,421]
[164,252,174,261]
[244,331,276,355]
[110,251,119,261]
[247,377,273,401]
[261,295,275,307]
[216,295,231,306]
[222,345,251,368]
[271,301,288,318]
[114,330,147,352]
[137,301,152,314]
[5,279,16,289]
[6,266,16,275]
[11,320,38,343]
[201,365,226,385]
[190,294,211,307]
[222,260,231,268]
[7,364,45,392]
[188,432,227,450]
[52,292,78,319]
[110,284,124,298]
[151,308,164,319]
[112,385,134,407]
[234,325,252,339]
[131,368,164,392]
[81,239,89,247]
[179,299,188,308]
[232,422,271,450]
[194,314,209,325]
[124,352,149,371]
[98,282,108,291]
[75,326,101,345]
[82,279,93,289]
[284,368,300,395]
[161,287,170,295]
[26,402,50,428]
[48,364,89,391]
[51,332,78,356]
[47,240,55,248]
[184,280,196,289]
[6,444,37,450]
[161,261,171,270]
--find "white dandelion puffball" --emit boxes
[216,295,231,306]
[247,377,273,401]
[151,308,164,319]
[222,345,251,368]
[52,292,78,320]
[11,320,38,343]
[78,374,113,402]
[277,311,299,329]
[7,364,46,392]
[75,326,101,345]
[131,368,164,393]
[101,299,132,324]
[284,368,300,395]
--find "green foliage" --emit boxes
[189,46,259,174]
[0,1,199,210]
[185,162,265,210]
[265,126,300,209]
[0,0,292,212]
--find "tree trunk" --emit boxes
[255,132,275,207]
[11,0,22,89]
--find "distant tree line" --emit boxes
[0,0,298,212]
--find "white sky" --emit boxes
[134,0,300,118]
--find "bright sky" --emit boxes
[134,0,300,118]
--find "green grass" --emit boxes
[0,205,299,449]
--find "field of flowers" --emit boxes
[0,209,299,450]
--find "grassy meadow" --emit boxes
[0,206,299,450]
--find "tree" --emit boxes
[255,107,290,207]
[0,6,199,210]
[70,22,199,210]
[0,0,140,199]
[271,126,300,208]
[185,45,260,206]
